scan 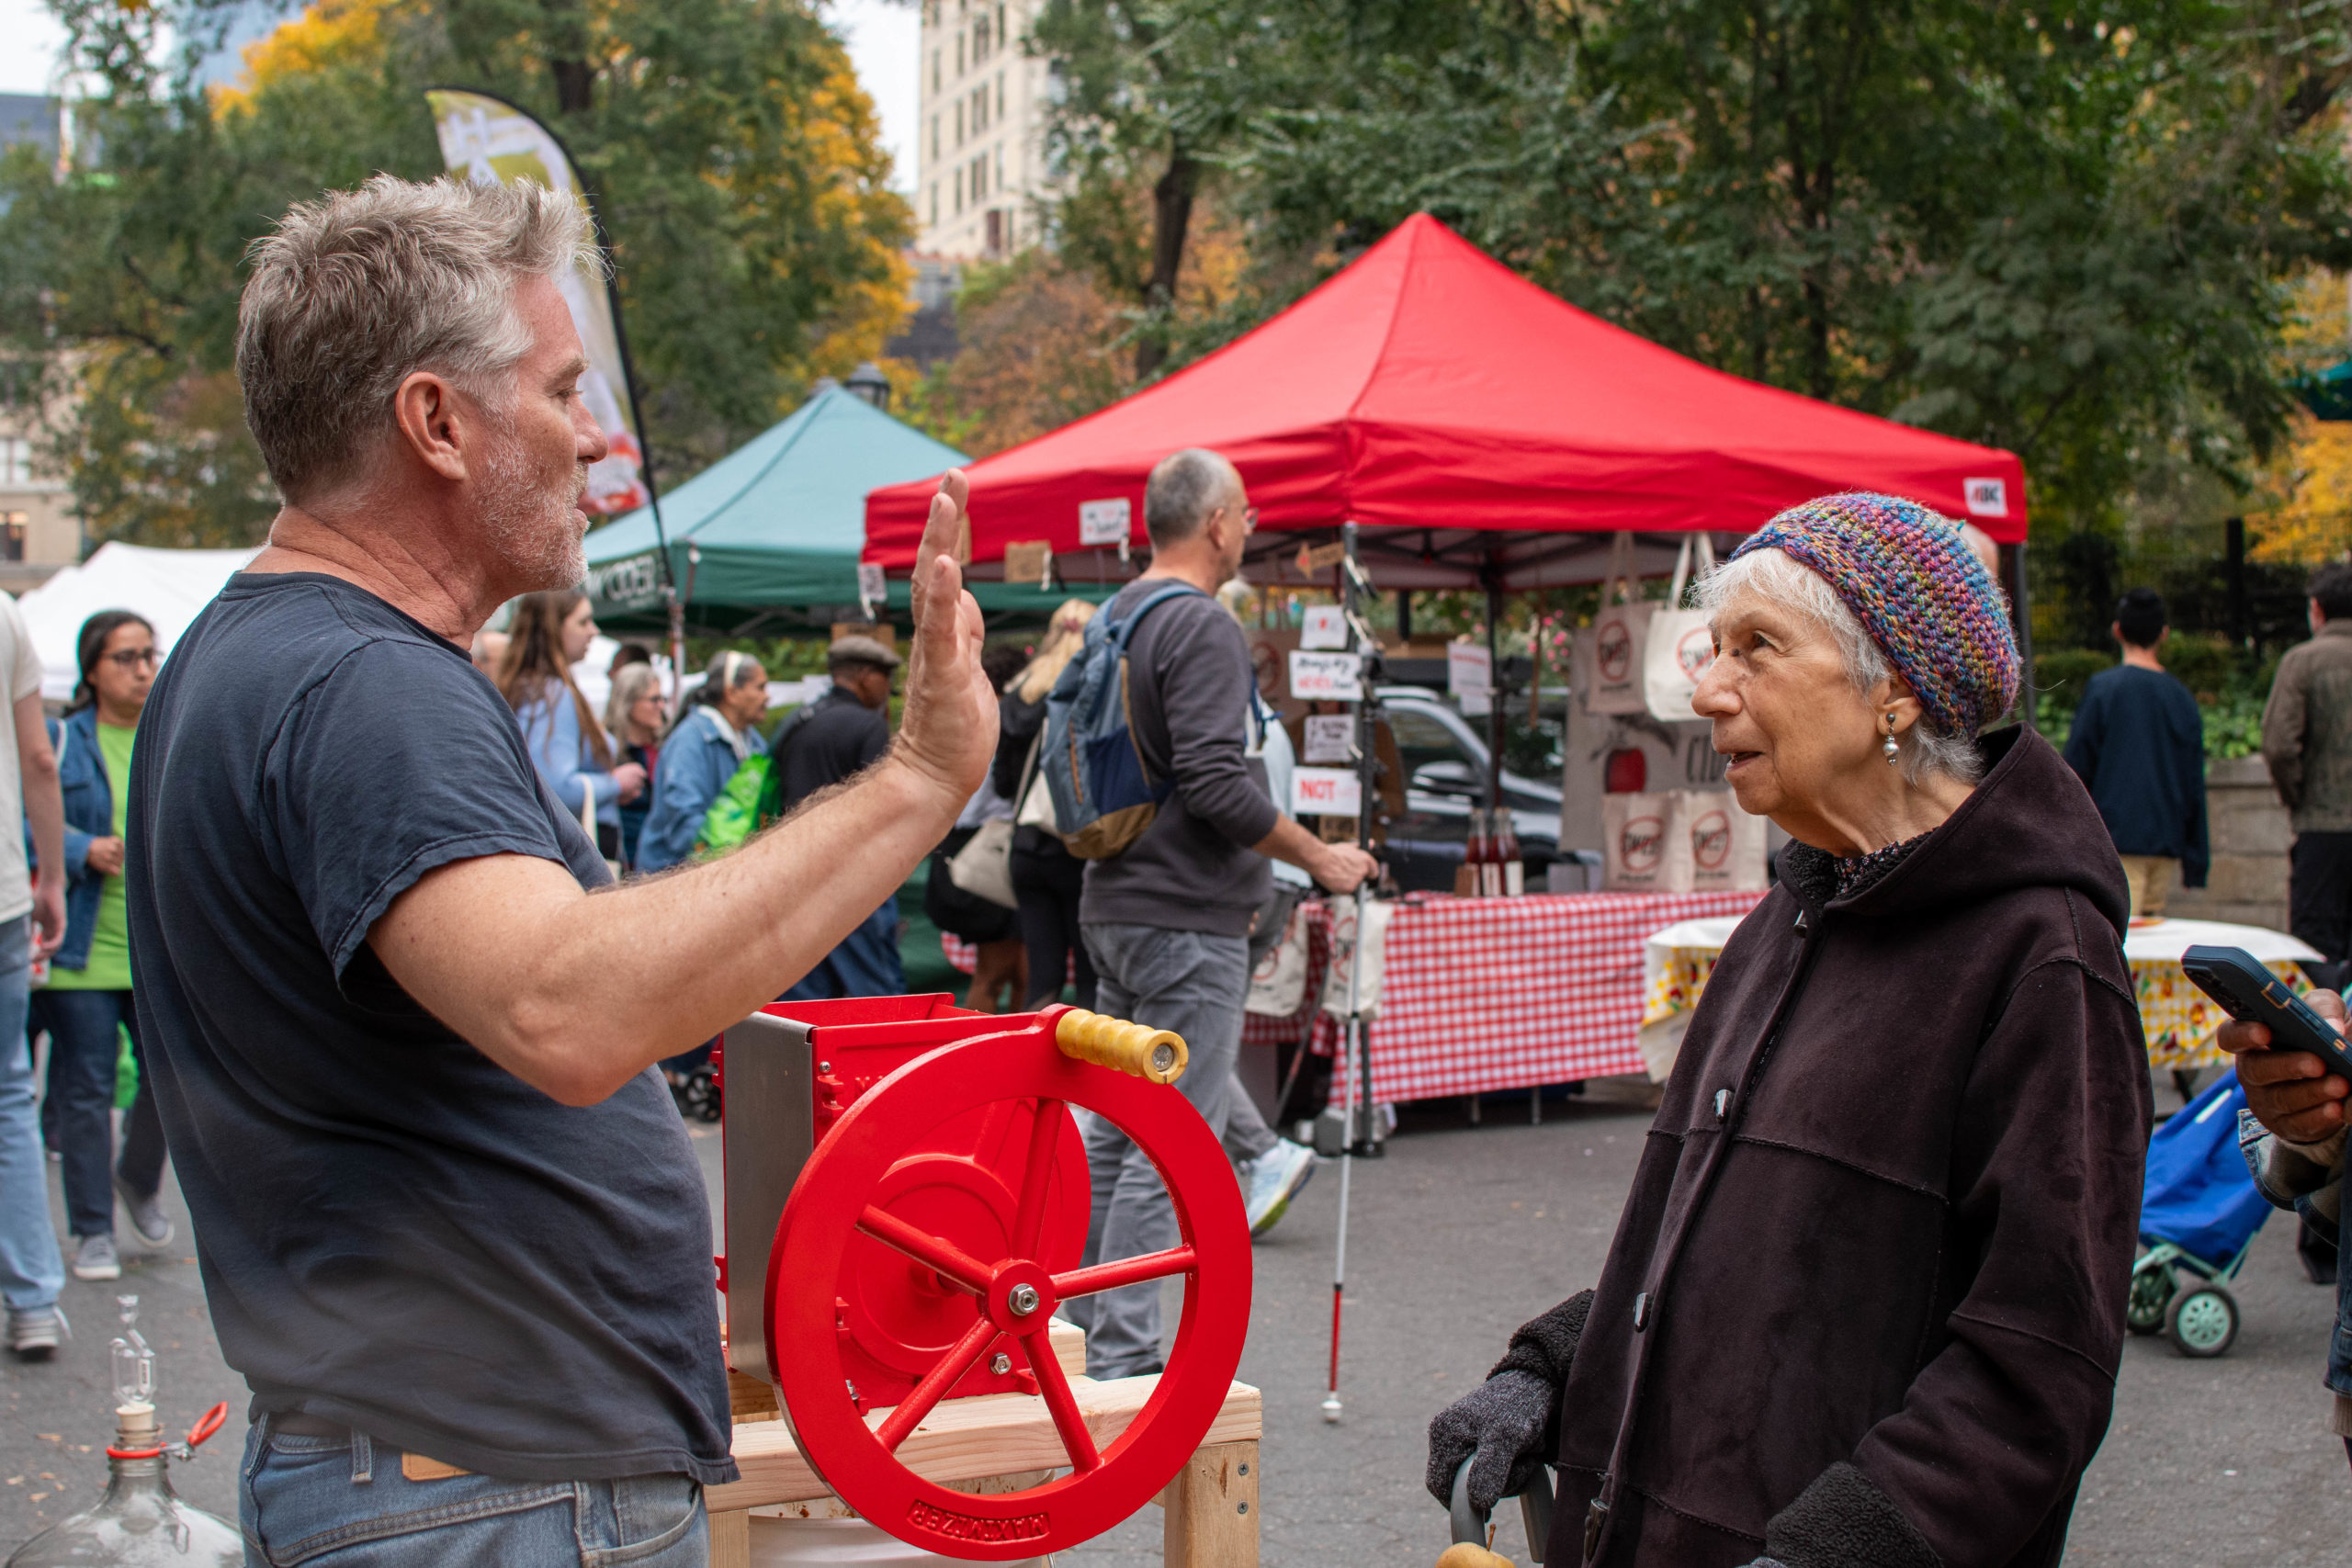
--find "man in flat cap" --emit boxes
[774,633,909,998]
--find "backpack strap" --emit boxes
[1107,583,1206,653]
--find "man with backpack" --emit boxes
[1064,446,1377,1378]
[775,635,906,999]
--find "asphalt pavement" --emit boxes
[6,1092,2352,1563]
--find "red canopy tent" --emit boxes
[865,213,2029,594]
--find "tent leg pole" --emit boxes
[1485,580,1505,814]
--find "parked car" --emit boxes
[1374,690,1566,892]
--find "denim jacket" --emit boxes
[634,707,765,874]
[2242,1111,2352,1393]
[29,707,115,972]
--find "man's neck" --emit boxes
[249,498,503,645]
[1136,547,1227,596]
[2120,644,2164,671]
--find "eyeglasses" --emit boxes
[1243,507,1259,532]
[104,648,160,670]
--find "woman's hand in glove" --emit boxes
[1424,1288,1593,1520]
[1425,1368,1556,1519]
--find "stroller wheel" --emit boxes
[2164,1284,2239,1358]
[2126,1261,2175,1336]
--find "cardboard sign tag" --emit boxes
[856,562,887,607]
[1290,766,1363,817]
[1004,541,1050,584]
[1304,714,1355,763]
[1080,498,1131,547]
[1300,604,1350,650]
[1295,540,1347,576]
[1289,650,1364,701]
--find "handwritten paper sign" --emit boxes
[1300,604,1350,650]
[1289,650,1364,701]
[1079,498,1131,547]
[1295,540,1347,576]
[1304,715,1355,763]
[1290,766,1363,816]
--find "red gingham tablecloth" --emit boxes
[1335,889,1767,1105]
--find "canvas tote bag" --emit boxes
[1602,790,1687,892]
[1668,788,1768,892]
[1643,533,1719,721]
[1586,531,1654,715]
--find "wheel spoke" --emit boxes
[874,1317,1001,1452]
[1052,1246,1197,1300]
[1011,1099,1069,1258]
[856,1205,993,1293]
[1020,1327,1100,1472]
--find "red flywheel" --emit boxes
[767,1013,1251,1559]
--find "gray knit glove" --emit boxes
[1424,1290,1593,1518]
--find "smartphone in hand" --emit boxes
[2181,944,2352,1082]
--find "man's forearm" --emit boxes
[1253,815,1333,878]
[375,747,964,1105]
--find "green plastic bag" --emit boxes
[696,754,783,858]
[114,1023,137,1111]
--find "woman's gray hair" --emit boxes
[1695,547,1984,786]
[236,174,600,502]
[605,660,663,745]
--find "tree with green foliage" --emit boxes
[0,0,911,548]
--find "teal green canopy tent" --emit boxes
[582,387,968,632]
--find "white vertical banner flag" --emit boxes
[427,89,650,518]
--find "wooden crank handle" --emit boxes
[1053,1009,1187,1085]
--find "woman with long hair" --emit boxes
[993,599,1099,1009]
[635,649,770,874]
[497,592,643,862]
[603,661,668,872]
[29,610,173,1281]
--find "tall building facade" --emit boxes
[914,0,1051,258]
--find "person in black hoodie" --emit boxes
[1429,493,2147,1568]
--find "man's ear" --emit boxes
[390,369,473,483]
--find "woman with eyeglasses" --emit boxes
[29,610,173,1283]
[602,661,668,872]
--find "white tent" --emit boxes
[15,543,260,704]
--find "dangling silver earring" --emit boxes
[1883,714,1901,763]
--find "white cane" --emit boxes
[1324,879,1367,1423]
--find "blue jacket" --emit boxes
[636,707,766,873]
[2062,664,2210,885]
[514,687,623,830]
[35,706,117,972]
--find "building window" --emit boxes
[0,513,23,563]
[985,209,1003,256]
[996,142,1004,193]
[931,114,940,161]
[0,438,28,488]
[929,183,939,226]
[954,100,963,146]
[954,166,963,213]
[996,2,1006,44]
[975,12,990,62]
[932,50,941,93]
[997,71,1005,118]
[956,32,964,74]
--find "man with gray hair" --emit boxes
[1069,446,1376,1378]
[125,175,997,1563]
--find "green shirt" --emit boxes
[49,721,135,991]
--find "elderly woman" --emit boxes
[635,650,769,874]
[1428,494,2148,1568]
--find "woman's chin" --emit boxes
[1721,760,1776,818]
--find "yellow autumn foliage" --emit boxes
[2250,411,2352,563]
[211,0,390,117]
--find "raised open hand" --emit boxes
[894,469,998,807]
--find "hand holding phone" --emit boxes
[2188,944,2352,1143]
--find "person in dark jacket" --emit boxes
[1428,492,2148,1568]
[2062,586,2208,918]
[776,635,905,999]
[31,611,174,1284]
[993,599,1098,1010]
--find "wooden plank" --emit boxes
[1164,1440,1259,1568]
[709,1377,1262,1513]
[707,1504,751,1568]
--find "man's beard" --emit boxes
[477,425,588,590]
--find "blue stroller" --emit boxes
[2128,1068,2276,1358]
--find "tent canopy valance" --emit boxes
[865,215,2028,592]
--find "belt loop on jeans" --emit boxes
[350,1429,373,1484]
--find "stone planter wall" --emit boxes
[2163,755,2291,931]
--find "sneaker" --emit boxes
[72,1233,120,1281]
[1242,1139,1317,1237]
[113,1170,175,1249]
[7,1304,66,1361]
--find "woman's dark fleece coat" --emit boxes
[1544,728,2150,1567]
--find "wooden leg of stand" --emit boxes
[707,1506,750,1568]
[1163,1439,1259,1568]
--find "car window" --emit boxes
[1387,707,1475,781]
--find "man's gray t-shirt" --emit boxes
[125,573,734,1484]
[1080,579,1278,937]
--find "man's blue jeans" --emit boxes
[240,1417,707,1567]
[0,915,62,1313]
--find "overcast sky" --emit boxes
[0,0,923,191]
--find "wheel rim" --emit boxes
[769,1024,1252,1560]
[2175,1292,2233,1350]
[2128,1267,2174,1328]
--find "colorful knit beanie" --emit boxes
[1728,492,2020,737]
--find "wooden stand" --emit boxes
[709,1325,1261,1567]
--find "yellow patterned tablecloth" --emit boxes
[1643,916,2321,1074]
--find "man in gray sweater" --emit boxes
[1075,447,1376,1378]
[2263,561,2352,988]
